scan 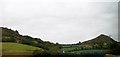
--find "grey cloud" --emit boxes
[1,0,118,44]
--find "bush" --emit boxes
[33,49,45,56]
[110,42,120,55]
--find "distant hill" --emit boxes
[81,34,117,49]
[60,34,119,54]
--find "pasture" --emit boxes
[1,42,43,55]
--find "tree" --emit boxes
[110,42,120,55]
[76,41,81,45]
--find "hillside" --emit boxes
[81,34,117,49]
[1,27,62,55]
[82,34,116,45]
[2,42,44,55]
[1,27,119,55]
[2,42,43,52]
[61,34,119,55]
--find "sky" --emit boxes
[0,0,119,44]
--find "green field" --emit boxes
[62,45,80,52]
[1,42,44,55]
[61,45,104,54]
[68,50,103,54]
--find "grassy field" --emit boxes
[62,45,81,52]
[1,42,44,55]
[61,45,104,54]
[68,50,103,54]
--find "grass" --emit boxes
[1,42,44,55]
[61,45,105,54]
[62,47,76,51]
[62,45,81,52]
[69,50,103,54]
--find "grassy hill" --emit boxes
[1,27,62,55]
[2,42,43,52]
[81,34,116,49]
[82,34,116,44]
[1,27,119,56]
[61,34,117,54]
[2,42,44,55]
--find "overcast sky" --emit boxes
[0,0,119,44]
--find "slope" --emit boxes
[2,42,44,55]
